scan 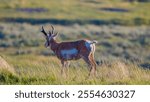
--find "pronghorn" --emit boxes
[41,25,97,77]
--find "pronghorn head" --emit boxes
[41,25,58,48]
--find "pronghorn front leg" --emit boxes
[61,60,66,77]
[65,61,70,77]
[61,60,70,78]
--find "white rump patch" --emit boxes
[61,48,78,59]
[85,40,95,51]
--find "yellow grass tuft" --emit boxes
[0,56,15,74]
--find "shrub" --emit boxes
[0,69,19,84]
[0,31,5,39]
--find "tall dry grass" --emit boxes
[0,56,15,74]
[1,55,150,85]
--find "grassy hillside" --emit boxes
[0,0,150,84]
[0,0,150,25]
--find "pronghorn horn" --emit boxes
[41,26,47,36]
[51,25,54,34]
[49,31,52,35]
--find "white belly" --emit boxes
[61,48,78,59]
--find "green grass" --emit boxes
[0,0,150,25]
[0,54,150,85]
[0,0,150,85]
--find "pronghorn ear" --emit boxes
[52,32,58,38]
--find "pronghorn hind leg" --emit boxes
[89,53,97,77]
[82,54,96,77]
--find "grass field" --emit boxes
[0,0,150,25]
[0,0,150,85]
[1,54,150,85]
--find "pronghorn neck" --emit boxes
[50,39,59,52]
